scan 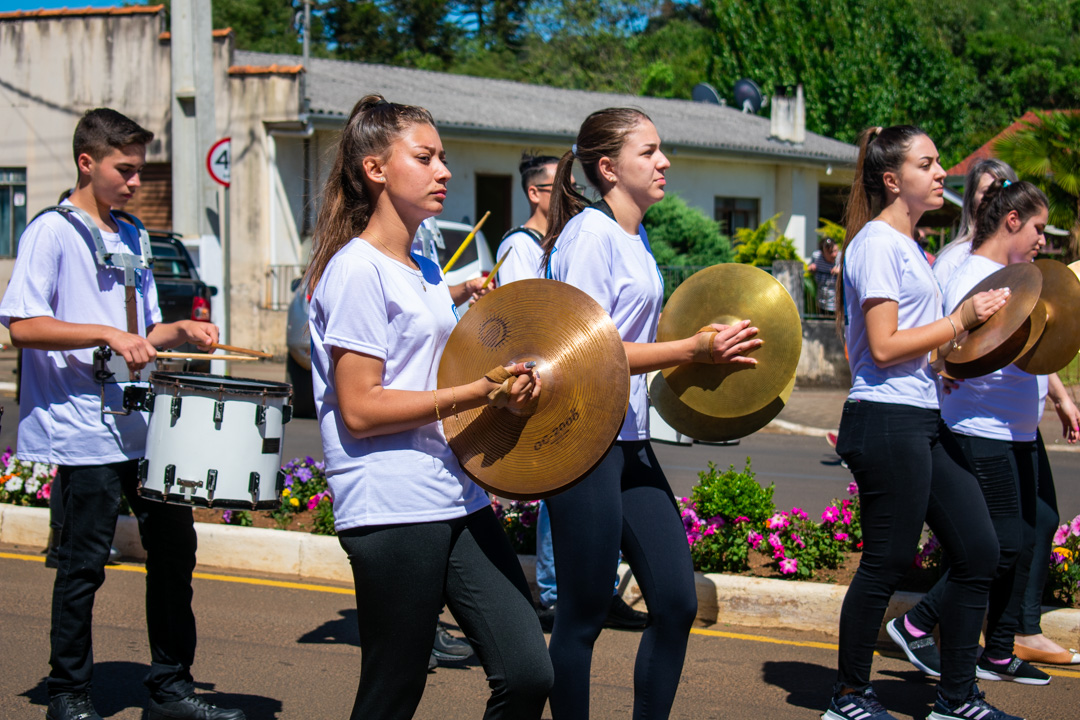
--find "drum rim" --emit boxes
[148,370,293,397]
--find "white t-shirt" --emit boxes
[309,238,488,530]
[843,221,941,409]
[941,254,1048,441]
[496,228,545,284]
[549,207,663,441]
[0,205,162,464]
[933,240,972,291]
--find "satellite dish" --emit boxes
[691,82,724,106]
[734,78,764,113]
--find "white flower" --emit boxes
[24,477,41,495]
[5,476,23,493]
[32,463,49,479]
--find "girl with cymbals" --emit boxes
[826,126,1021,720]
[540,108,761,720]
[304,95,551,720]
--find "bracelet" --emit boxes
[433,389,441,421]
[944,314,958,340]
[450,385,457,416]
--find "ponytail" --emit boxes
[971,179,1048,250]
[305,94,435,291]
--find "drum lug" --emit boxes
[164,464,176,494]
[276,468,286,494]
[206,469,217,503]
[214,401,225,424]
[255,406,266,426]
[138,458,148,487]
[249,472,260,508]
[171,396,182,423]
[282,405,293,424]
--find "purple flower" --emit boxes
[222,510,233,524]
[779,557,798,575]
[847,482,858,496]
[293,466,313,483]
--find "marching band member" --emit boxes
[540,107,760,720]
[305,95,552,720]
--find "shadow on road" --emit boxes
[19,661,283,718]
[761,660,937,717]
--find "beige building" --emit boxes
[0,5,855,354]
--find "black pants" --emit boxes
[835,401,998,703]
[1021,432,1058,634]
[545,440,697,720]
[337,506,552,720]
[907,434,1037,659]
[49,460,198,701]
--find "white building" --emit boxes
[0,6,856,353]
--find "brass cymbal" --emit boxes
[649,369,795,443]
[1069,259,1080,281]
[942,263,1041,378]
[945,303,1046,379]
[437,279,629,499]
[657,264,801,418]
[1015,259,1080,375]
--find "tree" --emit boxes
[642,193,734,268]
[732,214,799,267]
[994,111,1080,258]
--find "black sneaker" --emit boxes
[536,604,555,633]
[46,694,102,720]
[822,686,898,720]
[604,595,648,630]
[147,695,246,720]
[927,686,1024,720]
[976,654,1051,685]
[428,651,438,671]
[431,623,474,662]
[885,616,941,677]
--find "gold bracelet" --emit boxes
[450,385,457,416]
[433,389,441,421]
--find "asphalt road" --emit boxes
[3,549,1078,720]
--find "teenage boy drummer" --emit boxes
[0,109,244,720]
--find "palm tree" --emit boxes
[994,110,1080,259]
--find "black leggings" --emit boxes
[835,401,998,703]
[907,434,1038,659]
[545,440,697,720]
[337,506,553,720]
[1020,432,1058,634]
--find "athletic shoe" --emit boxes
[431,623,474,661]
[604,595,648,630]
[428,651,438,671]
[147,694,246,720]
[46,693,102,720]
[822,686,898,720]
[975,654,1051,685]
[927,686,1024,720]
[885,616,941,677]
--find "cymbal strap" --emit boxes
[485,365,513,383]
[958,297,979,330]
[694,326,719,363]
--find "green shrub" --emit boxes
[643,193,734,267]
[691,459,775,525]
[733,214,799,266]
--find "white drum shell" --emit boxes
[140,374,290,508]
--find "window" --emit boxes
[714,196,759,236]
[0,168,27,257]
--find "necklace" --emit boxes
[365,234,425,291]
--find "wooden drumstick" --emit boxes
[156,352,258,361]
[210,342,273,359]
[442,211,491,274]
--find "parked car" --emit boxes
[285,219,494,418]
[148,231,217,372]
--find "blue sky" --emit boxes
[0,0,148,11]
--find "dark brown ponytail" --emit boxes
[305,94,435,291]
[540,107,651,272]
[971,179,1048,250]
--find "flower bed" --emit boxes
[3,448,1078,606]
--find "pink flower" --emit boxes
[840,509,854,525]
[747,531,763,549]
[39,482,52,500]
[1054,525,1070,546]
[1070,515,1080,537]
[790,532,806,549]
[766,513,790,530]
[703,524,719,537]
[779,557,798,575]
[735,516,750,524]
[822,507,841,523]
[847,482,858,496]
[768,532,784,551]
[791,507,808,520]
[834,532,849,542]
[773,549,786,560]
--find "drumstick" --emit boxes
[479,247,514,291]
[442,211,491,274]
[156,352,258,361]
[210,342,273,359]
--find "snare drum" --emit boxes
[138,372,293,509]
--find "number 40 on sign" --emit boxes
[207,138,231,188]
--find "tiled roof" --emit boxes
[160,27,233,42]
[947,110,1080,177]
[0,5,164,20]
[229,63,304,76]
[235,50,856,165]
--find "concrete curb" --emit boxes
[3,504,1078,647]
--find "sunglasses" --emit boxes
[534,182,587,194]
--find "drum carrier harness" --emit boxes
[33,204,155,417]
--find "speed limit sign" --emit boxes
[207,137,231,187]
